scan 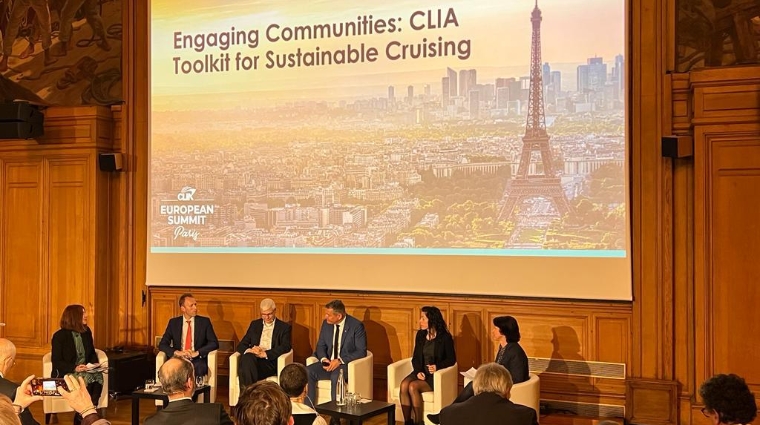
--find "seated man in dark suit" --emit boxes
[237,298,292,387]
[158,293,219,377]
[145,357,233,425]
[0,338,38,425]
[439,363,538,425]
[306,300,366,406]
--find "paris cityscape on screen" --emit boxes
[150,2,626,253]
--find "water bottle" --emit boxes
[336,368,346,405]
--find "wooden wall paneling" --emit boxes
[94,160,116,350]
[2,161,45,348]
[626,378,679,425]
[47,158,89,341]
[694,124,760,392]
[592,315,630,402]
[150,292,178,347]
[1,160,46,380]
[121,0,151,347]
[631,0,674,385]
[594,316,630,366]
[110,106,131,345]
[674,153,695,400]
[285,300,318,364]
[451,307,485,374]
[353,301,417,367]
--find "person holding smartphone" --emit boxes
[398,306,456,425]
[51,305,103,425]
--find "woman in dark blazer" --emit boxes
[399,306,456,425]
[51,305,103,425]
[428,315,529,424]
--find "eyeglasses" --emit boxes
[701,407,712,417]
[261,310,275,317]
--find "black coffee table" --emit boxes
[131,385,211,425]
[315,400,395,425]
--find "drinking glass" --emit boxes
[195,375,205,387]
[144,379,155,390]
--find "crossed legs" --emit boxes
[399,374,432,425]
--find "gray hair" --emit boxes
[473,362,513,398]
[0,339,16,361]
[325,299,346,316]
[158,357,195,394]
[0,394,21,425]
[260,298,276,312]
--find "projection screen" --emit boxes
[148,0,632,300]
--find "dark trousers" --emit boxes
[238,353,277,387]
[306,362,348,402]
[73,382,102,425]
[453,381,475,404]
[191,356,209,378]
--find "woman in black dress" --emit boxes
[399,306,456,425]
[51,305,103,425]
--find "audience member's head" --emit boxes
[493,316,521,343]
[0,394,21,425]
[0,338,17,376]
[473,362,513,399]
[421,306,449,335]
[279,363,309,399]
[60,305,86,333]
[235,380,293,425]
[700,374,757,425]
[261,299,277,324]
[158,357,195,397]
[324,300,346,325]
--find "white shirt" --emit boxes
[180,316,195,351]
[291,400,328,425]
[260,319,276,352]
[168,396,193,403]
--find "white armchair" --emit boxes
[305,351,373,405]
[43,349,109,424]
[464,373,541,418]
[228,349,294,406]
[155,350,218,404]
[388,358,458,425]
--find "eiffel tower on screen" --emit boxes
[498,0,572,223]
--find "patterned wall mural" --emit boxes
[0,0,121,105]
[678,0,760,71]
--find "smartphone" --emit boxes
[321,360,330,367]
[31,378,68,396]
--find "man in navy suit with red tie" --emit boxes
[307,299,367,406]
[159,293,219,377]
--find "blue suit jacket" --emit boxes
[314,314,367,364]
[158,315,219,360]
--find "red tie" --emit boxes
[184,320,192,350]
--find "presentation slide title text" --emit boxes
[169,8,471,73]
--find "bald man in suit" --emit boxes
[145,357,233,425]
[0,338,39,425]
